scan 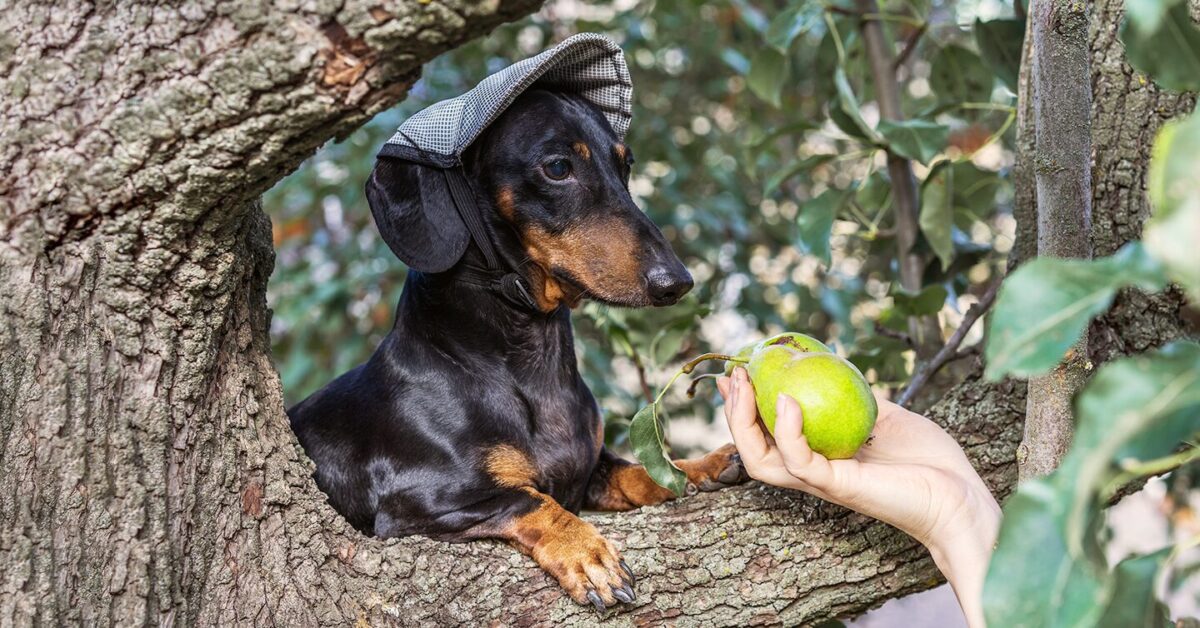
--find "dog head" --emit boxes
[366,89,693,312]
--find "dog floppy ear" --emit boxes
[366,157,469,273]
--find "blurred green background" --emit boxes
[265,0,1017,454]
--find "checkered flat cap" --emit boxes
[379,33,633,167]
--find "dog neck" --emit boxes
[390,254,578,375]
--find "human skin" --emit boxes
[716,367,1001,628]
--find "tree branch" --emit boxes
[892,21,928,71]
[1019,0,1094,481]
[295,368,1026,626]
[897,278,1001,407]
[855,0,943,359]
[873,322,916,348]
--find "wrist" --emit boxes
[926,485,1000,628]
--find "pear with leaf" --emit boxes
[633,331,878,493]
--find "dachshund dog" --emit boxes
[288,89,746,611]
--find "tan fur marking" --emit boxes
[589,444,743,512]
[485,444,536,489]
[495,186,517,221]
[572,141,591,161]
[613,143,627,162]
[522,218,643,311]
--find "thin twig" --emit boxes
[826,4,862,17]
[631,353,655,405]
[892,20,928,71]
[873,322,915,348]
[897,278,1002,407]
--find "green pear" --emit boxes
[723,332,831,375]
[745,345,877,459]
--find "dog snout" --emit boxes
[644,264,694,306]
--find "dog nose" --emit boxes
[645,265,694,306]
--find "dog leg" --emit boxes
[501,487,636,611]
[584,444,748,511]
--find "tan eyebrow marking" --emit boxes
[572,141,591,161]
[613,143,627,161]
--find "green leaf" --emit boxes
[920,162,955,271]
[855,171,891,212]
[983,481,1109,628]
[985,345,1196,628]
[929,45,994,104]
[878,119,949,165]
[974,18,1025,91]
[1095,549,1173,628]
[891,284,948,317]
[650,320,692,367]
[1064,342,1200,556]
[748,48,790,107]
[765,4,820,52]
[798,188,848,265]
[947,162,1001,224]
[984,243,1168,379]
[1146,113,1200,300]
[763,154,834,197]
[628,403,687,496]
[1126,0,1173,34]
[1121,0,1200,92]
[832,68,881,143]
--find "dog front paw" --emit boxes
[680,443,749,494]
[531,518,636,613]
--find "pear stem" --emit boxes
[680,353,748,374]
[686,374,722,399]
[653,354,750,406]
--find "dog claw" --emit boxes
[619,582,636,602]
[587,590,606,614]
[613,587,633,604]
[620,560,636,585]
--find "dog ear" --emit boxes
[366,157,469,273]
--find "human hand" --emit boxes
[716,367,1000,627]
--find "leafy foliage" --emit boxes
[1122,0,1200,92]
[983,343,1199,628]
[984,243,1167,379]
[1146,112,1200,301]
[982,8,1200,621]
[878,119,949,166]
[929,44,994,104]
[974,17,1025,91]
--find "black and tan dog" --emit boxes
[288,89,746,610]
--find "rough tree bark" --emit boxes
[0,1,1192,627]
[1018,0,1095,481]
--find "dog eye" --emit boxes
[543,159,572,180]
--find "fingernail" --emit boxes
[731,374,740,404]
[776,393,788,418]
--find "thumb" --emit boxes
[773,393,837,491]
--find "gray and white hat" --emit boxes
[378,32,632,167]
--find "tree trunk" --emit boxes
[0,1,1192,627]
